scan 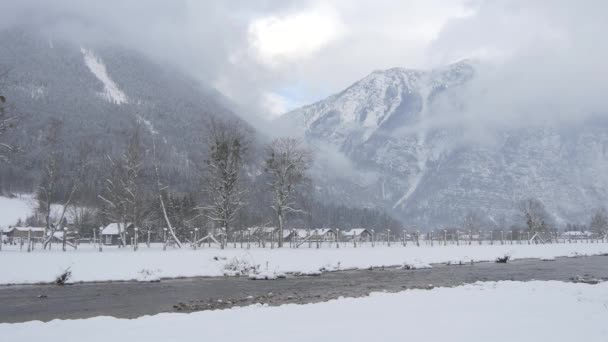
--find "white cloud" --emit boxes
[248,5,345,66]
[5,0,606,127]
[262,92,290,118]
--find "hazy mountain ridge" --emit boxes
[0,27,244,193]
[284,61,608,227]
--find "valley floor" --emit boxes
[2,280,607,342]
[0,241,607,285]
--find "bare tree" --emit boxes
[99,126,146,246]
[69,205,97,236]
[589,208,608,237]
[37,119,91,248]
[462,210,483,231]
[264,137,312,247]
[517,198,551,232]
[199,119,248,248]
[0,70,18,163]
[37,119,62,241]
[152,136,183,248]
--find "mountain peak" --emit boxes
[282,59,608,227]
[285,61,475,147]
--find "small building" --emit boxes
[2,227,45,241]
[310,228,337,241]
[562,231,593,239]
[341,228,372,242]
[101,223,135,245]
[458,233,481,240]
[246,226,276,240]
[282,228,309,241]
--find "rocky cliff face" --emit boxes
[284,61,608,227]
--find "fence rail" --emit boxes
[2,228,605,252]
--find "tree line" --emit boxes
[457,197,608,238]
[0,86,403,248]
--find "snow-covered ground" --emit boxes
[0,194,93,231]
[0,194,35,227]
[2,280,607,341]
[0,242,607,285]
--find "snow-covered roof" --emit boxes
[342,228,370,236]
[562,231,592,237]
[247,227,276,234]
[1,227,45,233]
[312,228,335,236]
[283,229,309,239]
[102,223,133,235]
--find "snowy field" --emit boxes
[2,280,607,341]
[0,195,34,227]
[1,242,607,284]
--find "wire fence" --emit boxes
[2,227,605,252]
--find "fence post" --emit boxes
[194,228,199,250]
[60,227,65,252]
[26,229,31,252]
[271,231,274,249]
[99,228,103,252]
[135,228,139,251]
[371,229,375,247]
[308,229,312,248]
[336,229,340,249]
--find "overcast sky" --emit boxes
[2,0,607,124]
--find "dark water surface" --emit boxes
[1,255,606,323]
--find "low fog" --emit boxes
[2,1,607,137]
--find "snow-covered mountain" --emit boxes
[283,61,608,227]
[0,27,245,193]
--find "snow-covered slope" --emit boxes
[0,27,246,193]
[289,61,473,148]
[80,48,128,105]
[284,61,608,227]
[0,195,34,228]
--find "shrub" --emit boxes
[55,267,72,285]
[495,255,510,263]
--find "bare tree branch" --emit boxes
[265,137,312,247]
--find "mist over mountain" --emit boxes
[0,26,402,231]
[0,26,246,194]
[283,60,608,227]
[3,24,608,230]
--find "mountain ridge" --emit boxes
[283,60,608,228]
